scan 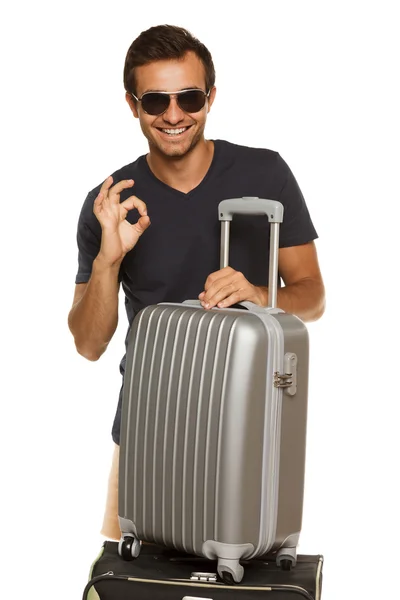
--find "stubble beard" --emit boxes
[147,124,205,160]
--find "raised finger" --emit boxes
[109,179,135,199]
[99,175,114,195]
[93,190,104,208]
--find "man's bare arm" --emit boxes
[259,242,325,322]
[68,176,150,361]
[199,241,325,322]
[68,260,120,361]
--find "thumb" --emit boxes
[133,215,151,236]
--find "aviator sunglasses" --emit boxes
[131,88,210,116]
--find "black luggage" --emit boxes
[83,541,323,599]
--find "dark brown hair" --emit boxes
[123,25,216,96]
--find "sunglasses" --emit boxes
[131,88,210,116]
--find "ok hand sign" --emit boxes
[94,176,150,267]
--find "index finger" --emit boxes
[110,179,135,198]
[121,195,148,216]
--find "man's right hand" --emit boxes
[93,176,151,267]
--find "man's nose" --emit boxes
[162,96,185,124]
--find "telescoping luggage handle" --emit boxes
[218,197,284,309]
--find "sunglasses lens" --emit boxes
[140,90,207,115]
[178,90,206,113]
[141,93,169,115]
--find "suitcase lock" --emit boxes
[274,352,298,396]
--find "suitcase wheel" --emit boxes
[276,547,297,571]
[220,571,235,585]
[118,536,141,561]
[217,560,244,584]
[280,559,293,572]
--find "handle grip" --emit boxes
[218,197,284,223]
[217,197,284,309]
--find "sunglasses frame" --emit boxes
[131,88,211,116]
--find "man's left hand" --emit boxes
[198,267,267,309]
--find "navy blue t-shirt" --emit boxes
[75,139,318,444]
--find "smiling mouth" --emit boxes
[157,126,192,137]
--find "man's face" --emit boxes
[127,51,215,158]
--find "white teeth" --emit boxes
[162,127,187,135]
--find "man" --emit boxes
[68,24,325,541]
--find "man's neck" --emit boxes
[146,139,214,194]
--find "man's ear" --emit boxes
[207,86,217,112]
[126,92,139,118]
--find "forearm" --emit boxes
[68,257,121,360]
[257,278,325,322]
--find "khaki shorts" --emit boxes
[101,443,121,541]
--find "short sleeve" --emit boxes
[276,155,318,248]
[75,191,102,284]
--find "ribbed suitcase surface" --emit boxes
[119,303,283,558]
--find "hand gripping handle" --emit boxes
[218,197,284,309]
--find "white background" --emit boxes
[1,1,399,598]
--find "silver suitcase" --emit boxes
[118,198,309,584]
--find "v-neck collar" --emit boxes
[141,140,220,198]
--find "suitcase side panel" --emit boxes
[272,313,309,551]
